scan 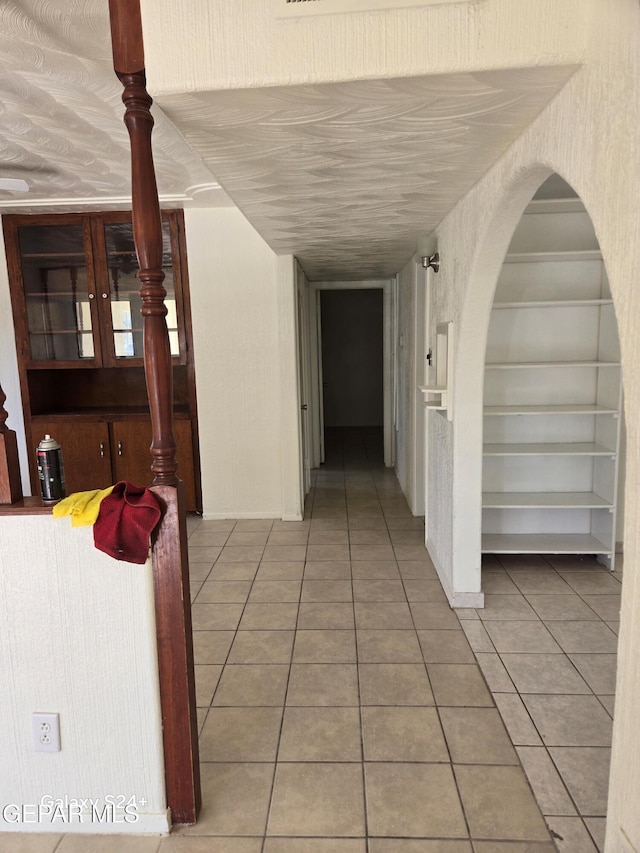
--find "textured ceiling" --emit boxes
[0,1,575,278]
[156,67,576,279]
[0,0,220,211]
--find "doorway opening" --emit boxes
[320,288,384,461]
[308,279,395,472]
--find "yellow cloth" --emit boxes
[52,486,115,527]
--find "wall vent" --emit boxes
[276,0,481,18]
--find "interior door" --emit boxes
[413,263,428,515]
[316,289,325,464]
[296,263,312,496]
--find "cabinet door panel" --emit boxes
[91,213,185,367]
[31,421,112,495]
[111,419,196,511]
[10,218,102,367]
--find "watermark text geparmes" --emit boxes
[2,794,147,824]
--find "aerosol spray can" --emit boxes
[36,434,66,502]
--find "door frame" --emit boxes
[308,279,395,468]
[295,260,312,497]
[411,262,429,516]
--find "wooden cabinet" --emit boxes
[30,417,197,511]
[4,210,202,512]
[31,420,112,494]
[111,419,196,510]
[5,211,186,369]
[482,180,622,569]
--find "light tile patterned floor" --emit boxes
[13,427,619,852]
[461,550,621,853]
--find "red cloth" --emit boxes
[93,481,162,564]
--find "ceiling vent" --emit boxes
[276,0,481,17]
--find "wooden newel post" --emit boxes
[109,0,200,826]
[117,74,177,486]
[0,383,23,504]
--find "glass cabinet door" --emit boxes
[103,219,181,362]
[18,223,98,363]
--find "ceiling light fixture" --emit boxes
[0,179,29,192]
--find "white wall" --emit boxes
[184,207,301,519]
[0,516,167,834]
[142,0,586,94]
[422,1,639,846]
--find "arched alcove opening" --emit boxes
[455,171,625,844]
[481,174,624,567]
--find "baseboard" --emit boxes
[426,538,485,609]
[202,510,280,521]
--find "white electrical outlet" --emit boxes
[32,713,61,753]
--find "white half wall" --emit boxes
[184,207,301,519]
[0,516,167,834]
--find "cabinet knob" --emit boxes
[101,292,109,299]
[99,442,105,458]
[88,293,95,300]
[117,441,123,456]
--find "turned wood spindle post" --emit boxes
[108,0,200,826]
[109,1,177,487]
[0,382,23,504]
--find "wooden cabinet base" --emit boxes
[31,416,198,511]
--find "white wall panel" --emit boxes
[0,517,167,834]
[185,207,297,518]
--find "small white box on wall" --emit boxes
[419,321,454,421]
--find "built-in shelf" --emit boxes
[420,386,448,413]
[482,491,613,509]
[483,442,614,457]
[29,329,92,336]
[484,404,619,416]
[22,252,86,259]
[486,360,620,370]
[481,182,621,571]
[493,299,613,310]
[482,533,611,555]
[524,198,585,215]
[26,290,142,298]
[503,250,602,264]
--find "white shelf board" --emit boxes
[486,360,620,370]
[482,491,613,509]
[524,198,585,215]
[483,442,615,457]
[493,299,613,310]
[484,404,619,416]
[482,533,611,554]
[503,250,602,264]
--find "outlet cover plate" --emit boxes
[32,713,61,753]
